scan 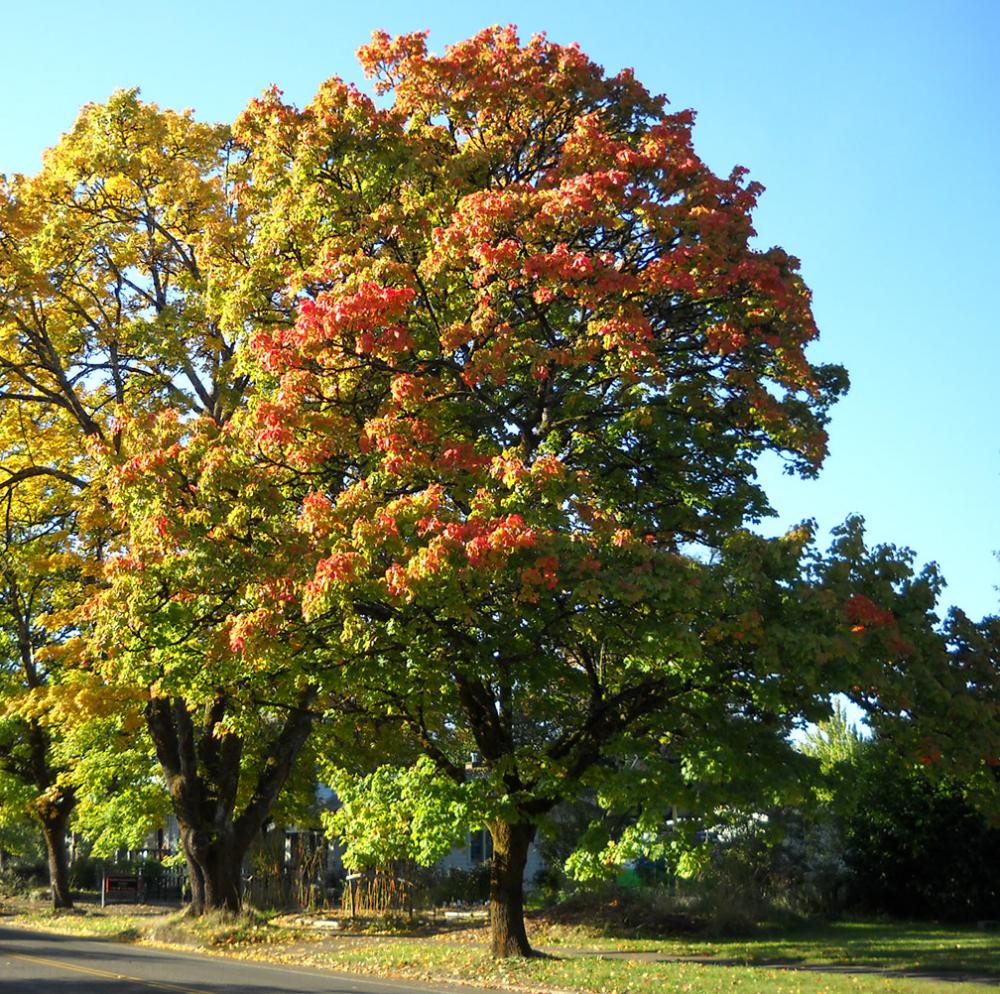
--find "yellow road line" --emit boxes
[9,951,213,993]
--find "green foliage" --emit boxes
[842,745,1000,920]
[798,700,866,773]
[794,713,1000,921]
[0,729,35,834]
[324,758,479,869]
[2,26,992,942]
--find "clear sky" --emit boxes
[2,0,997,620]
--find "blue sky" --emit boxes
[2,0,997,619]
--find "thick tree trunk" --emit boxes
[146,690,317,917]
[204,848,243,912]
[181,825,244,913]
[200,837,242,913]
[37,793,75,910]
[488,819,535,957]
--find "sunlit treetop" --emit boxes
[223,27,848,637]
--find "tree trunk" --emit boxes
[181,825,244,914]
[181,830,207,916]
[203,842,243,912]
[146,690,316,918]
[488,819,535,957]
[37,793,75,910]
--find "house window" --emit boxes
[469,828,493,864]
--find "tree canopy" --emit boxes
[0,27,994,956]
[0,89,319,913]
[191,27,939,955]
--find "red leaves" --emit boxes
[255,402,294,447]
[845,593,896,633]
[520,554,559,596]
[295,283,417,353]
[438,442,488,474]
[918,741,943,766]
[311,552,358,588]
[390,374,428,405]
[705,322,748,356]
[357,29,431,94]
[596,316,654,359]
[463,515,538,567]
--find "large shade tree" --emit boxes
[0,91,322,913]
[213,28,945,956]
[1,29,972,942]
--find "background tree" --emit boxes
[841,742,1000,920]
[0,90,321,914]
[798,716,1000,922]
[86,409,325,912]
[0,401,91,908]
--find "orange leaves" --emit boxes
[253,283,417,381]
[359,25,636,137]
[918,739,943,766]
[298,490,335,537]
[304,501,557,610]
[463,514,538,567]
[227,606,282,654]
[519,554,560,600]
[523,242,596,282]
[218,26,846,673]
[381,512,550,606]
[310,552,359,590]
[357,29,431,94]
[470,238,521,286]
[705,321,748,356]
[439,441,488,474]
[254,401,294,447]
[491,453,529,487]
[390,373,429,405]
[596,315,654,359]
[293,282,417,354]
[544,168,631,219]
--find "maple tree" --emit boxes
[0,28,984,947]
[0,91,320,913]
[85,408,328,912]
[222,27,927,956]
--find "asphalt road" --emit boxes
[0,926,482,994]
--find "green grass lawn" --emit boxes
[8,903,1000,994]
[666,920,1000,974]
[249,933,1000,994]
[522,918,1000,974]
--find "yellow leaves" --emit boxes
[226,503,252,533]
[6,674,144,729]
[26,551,83,575]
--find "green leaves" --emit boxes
[323,758,478,869]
